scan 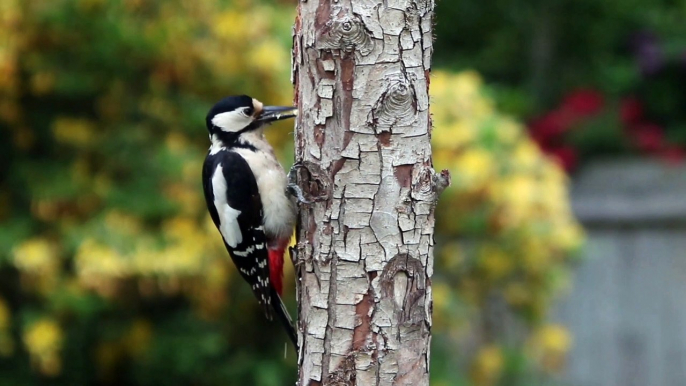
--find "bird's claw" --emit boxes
[287,183,312,205]
[287,162,302,185]
[287,163,313,204]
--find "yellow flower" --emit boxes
[471,345,503,386]
[104,210,143,235]
[212,11,248,40]
[430,282,452,331]
[248,39,288,75]
[470,98,494,120]
[521,238,551,273]
[541,326,573,351]
[528,324,573,372]
[160,241,206,275]
[12,238,58,275]
[131,243,161,275]
[429,71,450,98]
[552,222,585,252]
[75,239,128,279]
[162,217,198,241]
[51,117,96,147]
[490,173,538,227]
[432,121,475,150]
[23,318,63,376]
[478,244,513,281]
[454,71,483,98]
[495,118,521,144]
[453,148,495,189]
[511,140,541,170]
[432,282,451,310]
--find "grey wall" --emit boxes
[557,160,686,386]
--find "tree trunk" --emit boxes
[291,0,443,384]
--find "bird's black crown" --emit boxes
[205,94,254,132]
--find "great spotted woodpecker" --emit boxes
[202,95,298,346]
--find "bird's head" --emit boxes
[205,95,297,138]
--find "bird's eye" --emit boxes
[244,107,254,116]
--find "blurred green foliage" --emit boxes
[0,0,582,385]
[434,0,686,115]
[1,0,298,384]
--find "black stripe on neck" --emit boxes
[213,133,258,152]
[231,141,257,152]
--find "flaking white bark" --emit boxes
[291,0,442,384]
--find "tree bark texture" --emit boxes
[291,0,441,384]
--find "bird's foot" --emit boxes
[287,163,313,204]
[287,183,312,205]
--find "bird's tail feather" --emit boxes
[270,286,297,348]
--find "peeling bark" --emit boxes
[291,0,438,384]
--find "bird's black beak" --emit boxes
[256,106,298,124]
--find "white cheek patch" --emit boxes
[211,165,243,247]
[211,110,252,132]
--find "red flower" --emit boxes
[620,97,643,126]
[561,89,605,117]
[631,123,665,153]
[548,146,578,172]
[529,110,575,145]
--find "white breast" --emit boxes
[232,133,295,243]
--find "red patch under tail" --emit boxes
[268,247,285,295]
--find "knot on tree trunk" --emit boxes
[316,8,374,55]
[380,253,428,326]
[369,75,417,133]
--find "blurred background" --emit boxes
[0,0,683,385]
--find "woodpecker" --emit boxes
[202,95,298,346]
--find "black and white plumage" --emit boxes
[201,95,298,346]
